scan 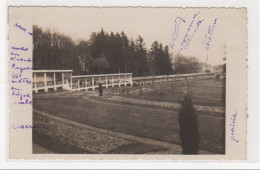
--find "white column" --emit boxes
[92,77,95,90]
[85,78,88,91]
[44,72,48,92]
[112,76,114,87]
[53,73,57,91]
[130,75,133,86]
[118,75,121,87]
[124,75,127,86]
[106,76,108,88]
[70,77,72,91]
[34,73,38,93]
[62,72,64,85]
[77,78,80,90]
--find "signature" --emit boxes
[169,17,186,50]
[230,111,239,143]
[203,18,217,61]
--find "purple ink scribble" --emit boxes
[10,46,33,106]
[11,124,57,130]
[230,111,239,143]
[178,11,203,56]
[14,23,33,36]
[169,17,186,51]
[203,18,217,61]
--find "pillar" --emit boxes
[85,78,88,91]
[92,77,95,90]
[118,75,121,87]
[53,73,57,91]
[124,75,127,86]
[70,77,72,91]
[130,75,133,86]
[34,73,38,93]
[112,76,114,87]
[77,78,80,91]
[44,72,48,92]
[106,76,108,88]
[62,72,64,85]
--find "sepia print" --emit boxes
[8,7,247,160]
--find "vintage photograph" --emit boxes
[31,8,226,155]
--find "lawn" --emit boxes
[33,79,225,154]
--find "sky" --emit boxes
[30,7,229,65]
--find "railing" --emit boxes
[70,73,133,91]
[32,70,215,93]
[132,73,215,86]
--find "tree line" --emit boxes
[33,25,206,76]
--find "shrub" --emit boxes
[178,93,199,154]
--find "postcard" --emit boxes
[8,7,247,160]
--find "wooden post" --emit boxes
[44,72,48,92]
[124,75,127,86]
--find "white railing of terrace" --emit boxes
[33,70,73,93]
[132,73,215,86]
[33,70,215,93]
[70,73,133,91]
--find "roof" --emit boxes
[33,70,73,73]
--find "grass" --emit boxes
[33,81,225,154]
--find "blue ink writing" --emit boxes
[178,11,203,56]
[11,46,28,51]
[203,18,217,61]
[10,45,32,106]
[10,56,32,62]
[169,17,186,51]
[12,63,33,73]
[14,23,33,36]
[11,124,57,130]
[230,111,239,142]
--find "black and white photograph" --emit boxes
[30,8,227,155]
[8,6,248,161]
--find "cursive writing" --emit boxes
[10,45,32,105]
[230,111,239,142]
[169,17,186,50]
[11,124,57,130]
[178,11,204,56]
[203,18,217,61]
[14,23,33,36]
[12,63,33,73]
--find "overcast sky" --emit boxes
[30,7,229,65]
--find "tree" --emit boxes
[178,93,199,154]
[92,53,109,74]
[149,41,173,75]
[173,55,202,74]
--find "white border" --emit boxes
[1,0,259,169]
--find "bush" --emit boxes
[178,93,199,154]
